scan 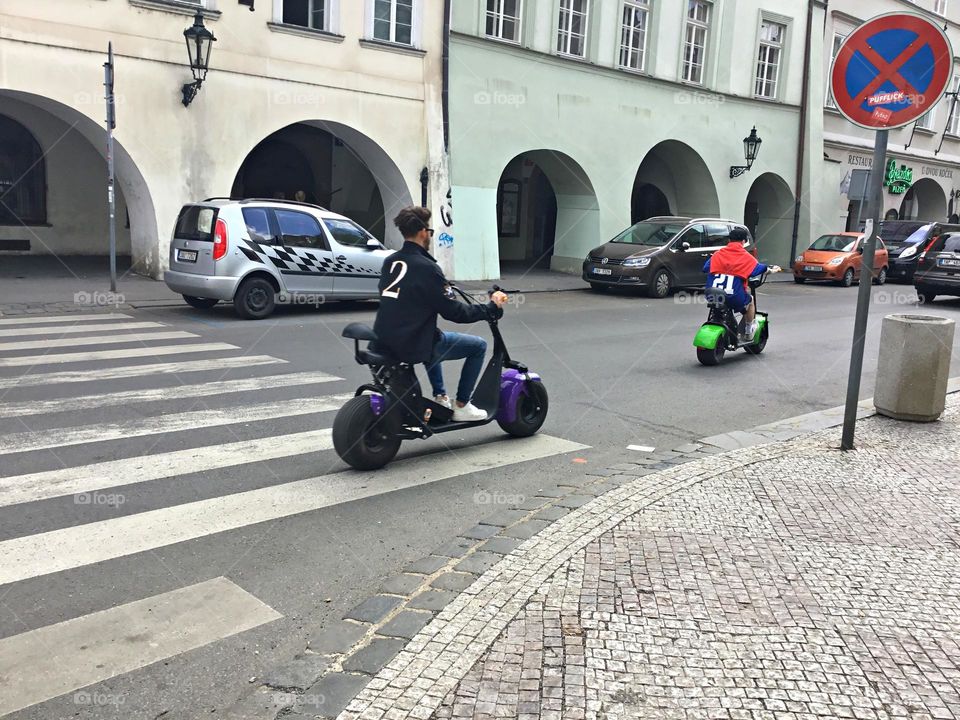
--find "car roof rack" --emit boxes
[201,196,329,212]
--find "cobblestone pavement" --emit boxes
[338,395,960,720]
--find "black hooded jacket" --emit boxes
[372,242,502,363]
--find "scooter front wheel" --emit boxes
[696,342,726,366]
[744,325,769,355]
[333,396,401,470]
[497,382,549,438]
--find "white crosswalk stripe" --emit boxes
[0,311,586,715]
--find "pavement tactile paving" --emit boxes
[338,395,960,719]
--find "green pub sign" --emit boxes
[884,160,913,195]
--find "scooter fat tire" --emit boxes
[333,396,402,470]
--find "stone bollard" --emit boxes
[874,314,955,422]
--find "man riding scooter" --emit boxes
[703,228,782,340]
[373,206,509,422]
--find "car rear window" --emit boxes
[174,206,217,241]
[942,235,960,253]
[242,207,275,244]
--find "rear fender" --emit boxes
[693,324,726,350]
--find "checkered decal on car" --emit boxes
[239,239,380,277]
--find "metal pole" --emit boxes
[104,43,117,292]
[841,129,888,451]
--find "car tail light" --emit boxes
[213,218,228,261]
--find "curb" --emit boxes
[223,378,960,720]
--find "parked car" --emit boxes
[879,221,960,283]
[163,198,391,319]
[793,232,889,286]
[914,231,960,303]
[582,217,755,298]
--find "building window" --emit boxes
[917,108,935,131]
[372,0,413,45]
[935,0,948,16]
[0,115,46,226]
[282,0,328,30]
[826,30,848,108]
[557,0,589,58]
[754,20,785,99]
[486,0,521,42]
[682,0,711,84]
[949,75,960,136]
[619,0,651,71]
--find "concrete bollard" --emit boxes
[874,314,955,422]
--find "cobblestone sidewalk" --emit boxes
[338,394,960,720]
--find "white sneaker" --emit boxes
[434,395,452,409]
[453,402,487,422]
[742,321,758,342]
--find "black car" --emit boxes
[915,232,960,303]
[879,221,960,282]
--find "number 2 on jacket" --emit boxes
[382,260,407,299]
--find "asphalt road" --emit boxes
[1,279,959,719]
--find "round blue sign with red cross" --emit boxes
[831,13,953,130]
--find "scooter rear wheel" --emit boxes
[497,382,549,438]
[333,396,401,470]
[696,342,726,366]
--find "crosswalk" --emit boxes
[0,311,586,717]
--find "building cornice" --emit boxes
[824,132,960,168]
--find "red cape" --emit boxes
[709,243,758,280]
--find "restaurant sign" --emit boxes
[884,160,913,195]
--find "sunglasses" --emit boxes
[426,228,435,237]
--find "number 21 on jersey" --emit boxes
[382,260,407,299]
[711,274,736,294]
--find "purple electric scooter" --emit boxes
[333,285,548,470]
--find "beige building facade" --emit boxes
[0,0,449,278]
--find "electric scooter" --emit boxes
[332,286,549,470]
[693,271,770,366]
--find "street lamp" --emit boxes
[729,127,762,179]
[181,10,216,107]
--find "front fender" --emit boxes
[693,324,726,350]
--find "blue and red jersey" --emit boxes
[703,243,767,312]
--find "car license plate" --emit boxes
[804,265,820,272]
[177,249,198,263]
[939,258,960,268]
[592,268,612,276]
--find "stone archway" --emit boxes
[0,90,159,275]
[496,150,599,275]
[899,178,947,222]
[232,120,412,248]
[744,172,795,266]
[633,140,720,220]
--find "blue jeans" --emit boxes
[425,331,487,404]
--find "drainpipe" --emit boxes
[790,0,817,263]
[442,0,451,151]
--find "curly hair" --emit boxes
[394,207,432,239]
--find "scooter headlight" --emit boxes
[828,257,844,266]
[623,257,652,268]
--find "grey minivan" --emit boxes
[582,217,755,298]
[164,198,391,319]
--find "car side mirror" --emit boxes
[366,238,381,249]
[678,241,691,252]
[858,247,864,254]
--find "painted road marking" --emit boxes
[0,577,280,716]
[0,355,286,389]
[0,394,353,456]
[0,330,197,353]
[0,429,334,507]
[0,435,588,585]
[0,343,238,367]
[0,313,132,326]
[0,321,166,338]
[0,370,343,419]
[627,445,656,453]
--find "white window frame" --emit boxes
[619,0,651,72]
[485,0,522,43]
[273,0,339,32]
[681,0,711,85]
[948,74,960,136]
[935,0,949,16]
[556,0,589,59]
[917,107,936,131]
[754,19,786,100]
[366,0,421,47]
[825,29,848,108]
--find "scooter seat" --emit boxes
[704,288,729,307]
[342,323,378,342]
[356,348,397,367]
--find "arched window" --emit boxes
[0,115,46,225]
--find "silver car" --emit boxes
[164,198,392,319]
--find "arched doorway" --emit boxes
[495,150,598,275]
[0,90,158,274]
[899,178,947,221]
[233,121,410,246]
[632,141,720,221]
[743,172,795,266]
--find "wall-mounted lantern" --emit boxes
[729,127,763,179]
[181,11,216,107]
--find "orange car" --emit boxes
[793,232,889,286]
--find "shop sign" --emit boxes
[884,160,913,194]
